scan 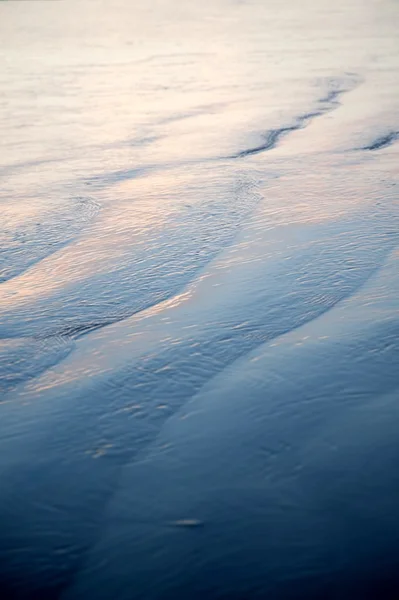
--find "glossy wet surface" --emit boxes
[0,0,399,598]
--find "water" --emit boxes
[0,0,399,598]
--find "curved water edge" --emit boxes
[1,0,399,598]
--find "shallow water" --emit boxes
[0,0,399,598]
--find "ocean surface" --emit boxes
[0,0,399,598]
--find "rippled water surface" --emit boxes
[1,0,399,598]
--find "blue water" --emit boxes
[0,0,399,598]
